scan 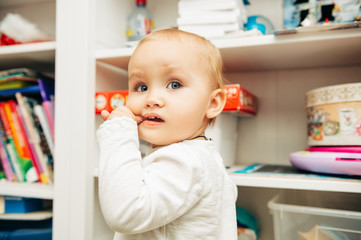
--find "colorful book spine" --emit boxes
[24,97,52,184]
[15,92,48,184]
[0,70,55,184]
[0,103,24,182]
[3,100,38,183]
[0,115,16,181]
[34,105,54,156]
[42,101,54,141]
[37,78,55,142]
[0,133,16,181]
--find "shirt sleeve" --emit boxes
[96,117,205,234]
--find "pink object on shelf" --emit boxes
[290,151,361,176]
[305,146,361,153]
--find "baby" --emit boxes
[97,29,238,239]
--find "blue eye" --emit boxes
[136,84,148,92]
[167,81,181,89]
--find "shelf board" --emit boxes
[0,181,53,199]
[0,41,56,71]
[0,0,54,8]
[94,167,361,193]
[229,166,361,193]
[0,210,52,221]
[96,28,361,72]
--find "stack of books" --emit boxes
[0,68,54,184]
[177,0,248,39]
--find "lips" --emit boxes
[142,113,164,125]
[146,116,164,122]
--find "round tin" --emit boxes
[306,82,361,146]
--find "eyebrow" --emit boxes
[128,70,144,81]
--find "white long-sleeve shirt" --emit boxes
[97,117,238,240]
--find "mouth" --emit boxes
[142,114,164,124]
[145,116,164,122]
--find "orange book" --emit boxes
[4,101,32,159]
[0,102,23,181]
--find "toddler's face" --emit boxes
[126,39,213,146]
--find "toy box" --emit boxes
[223,84,257,115]
[95,90,128,114]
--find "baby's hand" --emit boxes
[101,106,143,124]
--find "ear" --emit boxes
[206,89,226,119]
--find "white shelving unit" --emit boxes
[1,0,360,239]
[93,1,361,239]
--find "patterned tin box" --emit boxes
[306,82,361,146]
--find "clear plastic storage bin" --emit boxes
[268,191,361,240]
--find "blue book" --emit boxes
[4,197,44,214]
[0,228,52,240]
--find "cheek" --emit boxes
[126,96,142,114]
[174,99,209,123]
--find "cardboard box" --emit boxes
[95,90,128,114]
[223,84,257,115]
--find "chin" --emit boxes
[140,134,180,148]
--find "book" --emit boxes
[37,78,54,142]
[15,93,46,183]
[0,68,39,91]
[0,102,25,182]
[34,105,54,156]
[177,10,241,25]
[2,196,44,214]
[179,22,240,38]
[0,85,40,100]
[233,164,361,181]
[0,114,17,182]
[3,100,38,183]
[25,97,53,184]
[0,162,5,180]
[0,80,37,90]
[178,1,240,14]
[0,68,39,79]
[0,124,16,182]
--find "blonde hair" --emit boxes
[134,28,225,125]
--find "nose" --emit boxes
[145,90,164,108]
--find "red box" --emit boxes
[95,90,128,114]
[223,84,257,115]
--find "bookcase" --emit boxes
[1,0,360,239]
[94,1,361,239]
